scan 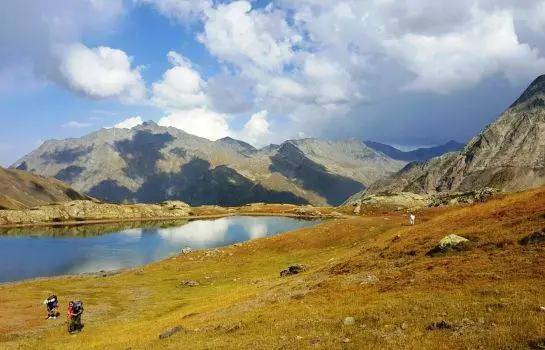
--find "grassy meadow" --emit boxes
[1,188,545,349]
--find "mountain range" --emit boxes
[363,140,464,162]
[11,123,412,206]
[362,75,545,196]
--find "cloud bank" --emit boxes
[3,0,545,147]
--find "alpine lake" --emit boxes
[0,216,320,283]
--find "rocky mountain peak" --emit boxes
[363,74,545,196]
[133,120,168,133]
[215,137,257,154]
[509,74,545,111]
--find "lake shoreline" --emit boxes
[0,212,332,229]
[0,267,124,288]
[0,200,346,228]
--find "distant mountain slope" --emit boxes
[0,167,90,210]
[363,140,464,162]
[364,75,545,196]
[11,123,405,206]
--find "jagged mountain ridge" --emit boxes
[363,140,464,162]
[363,75,545,196]
[0,167,90,210]
[11,122,406,206]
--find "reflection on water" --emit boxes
[0,216,319,283]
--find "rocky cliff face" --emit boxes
[11,123,405,206]
[0,167,90,210]
[364,75,545,196]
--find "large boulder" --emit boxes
[519,229,545,245]
[280,264,307,277]
[439,234,470,248]
[159,326,186,339]
[427,234,470,257]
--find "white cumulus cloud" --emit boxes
[151,51,208,110]
[114,116,144,129]
[199,1,300,71]
[158,108,232,140]
[0,0,126,94]
[58,44,146,102]
[236,110,271,147]
[384,9,545,93]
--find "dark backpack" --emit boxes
[72,300,83,313]
[47,295,58,308]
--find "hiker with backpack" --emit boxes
[67,300,84,333]
[43,295,59,319]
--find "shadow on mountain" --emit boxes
[88,180,135,203]
[115,131,175,179]
[86,131,308,205]
[55,166,86,183]
[87,158,308,206]
[41,147,94,163]
[15,162,28,171]
[269,143,365,206]
[170,147,187,158]
[30,181,59,202]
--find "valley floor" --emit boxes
[1,188,545,349]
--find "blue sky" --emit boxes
[1,0,544,166]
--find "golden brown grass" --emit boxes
[1,188,545,349]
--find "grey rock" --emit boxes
[180,280,199,287]
[343,317,355,326]
[426,234,470,257]
[353,204,361,214]
[280,264,307,277]
[529,339,545,350]
[159,325,185,339]
[519,229,545,245]
[439,234,470,248]
[427,320,452,330]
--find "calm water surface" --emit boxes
[0,216,319,283]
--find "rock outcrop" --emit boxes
[364,75,545,196]
[426,234,470,256]
[347,192,430,209]
[0,200,191,226]
[280,264,307,277]
[519,229,545,245]
[346,187,500,210]
[428,188,500,207]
